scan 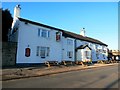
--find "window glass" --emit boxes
[41,30,47,37]
[40,47,46,58]
[85,51,91,59]
[36,46,50,58]
[67,51,73,58]
[36,46,39,56]
[38,29,41,36]
[67,39,73,45]
[48,31,50,37]
[46,47,50,56]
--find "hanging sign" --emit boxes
[56,32,61,41]
[25,48,31,57]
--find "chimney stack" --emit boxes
[14,4,21,18]
[80,28,86,37]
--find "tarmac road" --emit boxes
[2,64,119,88]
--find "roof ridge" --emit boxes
[18,17,107,46]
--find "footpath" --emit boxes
[1,63,119,81]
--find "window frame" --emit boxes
[38,28,50,38]
[85,50,91,59]
[67,51,73,58]
[67,39,73,45]
[36,46,50,58]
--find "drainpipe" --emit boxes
[74,39,77,62]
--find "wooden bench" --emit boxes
[109,60,118,63]
[76,61,93,66]
[97,60,109,64]
[61,61,74,66]
[76,61,84,65]
[45,61,59,67]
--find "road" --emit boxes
[2,64,119,88]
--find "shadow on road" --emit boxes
[104,78,120,89]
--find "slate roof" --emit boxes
[18,17,108,46]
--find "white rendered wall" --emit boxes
[76,49,82,61]
[62,37,75,61]
[16,21,63,64]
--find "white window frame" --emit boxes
[41,29,47,38]
[67,39,73,45]
[38,28,50,38]
[67,51,73,58]
[85,50,91,59]
[36,46,50,58]
[40,47,46,58]
[38,29,41,37]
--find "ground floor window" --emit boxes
[67,51,73,58]
[103,54,106,59]
[36,46,50,58]
[85,51,91,59]
[96,50,99,59]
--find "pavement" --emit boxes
[1,63,119,81]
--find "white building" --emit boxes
[9,5,108,65]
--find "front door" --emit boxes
[84,50,91,62]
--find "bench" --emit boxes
[76,61,93,66]
[109,60,119,63]
[97,60,109,64]
[76,61,84,65]
[61,61,74,66]
[45,61,59,67]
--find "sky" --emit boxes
[2,2,118,50]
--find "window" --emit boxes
[40,47,46,58]
[67,51,73,58]
[36,46,50,58]
[38,28,50,38]
[41,30,47,37]
[38,29,41,36]
[89,43,92,48]
[96,51,99,59]
[46,47,50,56]
[85,51,91,59]
[103,50,106,53]
[36,46,39,56]
[67,39,73,45]
[103,54,105,59]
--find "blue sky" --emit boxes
[2,2,118,50]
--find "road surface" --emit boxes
[2,64,119,88]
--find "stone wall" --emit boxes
[2,42,17,67]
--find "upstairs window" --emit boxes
[38,28,50,38]
[38,29,41,36]
[41,30,47,38]
[67,39,73,45]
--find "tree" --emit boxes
[2,9,13,41]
